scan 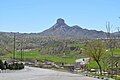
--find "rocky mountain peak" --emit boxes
[56,18,65,25]
[51,18,69,29]
[40,18,107,39]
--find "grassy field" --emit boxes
[113,49,120,55]
[2,48,120,65]
[4,50,76,64]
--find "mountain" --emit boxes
[0,18,120,55]
[40,18,107,39]
[0,18,119,39]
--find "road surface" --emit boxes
[0,66,100,80]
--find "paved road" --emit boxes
[0,66,100,80]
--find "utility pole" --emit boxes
[20,41,23,61]
[13,33,16,59]
[106,22,110,39]
[117,27,120,32]
[117,27,120,39]
[106,22,114,77]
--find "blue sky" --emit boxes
[0,0,120,33]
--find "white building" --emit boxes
[75,58,90,69]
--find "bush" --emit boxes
[0,59,4,70]
[8,62,24,70]
[18,63,24,69]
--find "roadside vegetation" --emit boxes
[0,38,120,80]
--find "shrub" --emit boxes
[0,59,4,70]
[8,62,24,70]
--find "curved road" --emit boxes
[0,66,100,80]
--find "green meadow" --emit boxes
[2,48,120,65]
[4,50,76,64]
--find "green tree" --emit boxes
[84,39,106,75]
